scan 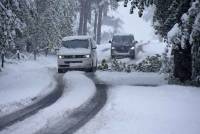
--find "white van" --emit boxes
[57,36,97,73]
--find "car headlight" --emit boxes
[58,55,63,59]
[112,47,115,49]
[130,47,135,50]
[85,54,90,58]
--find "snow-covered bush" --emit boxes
[98,55,162,73]
[133,54,162,72]
[111,59,128,72]
[98,59,109,70]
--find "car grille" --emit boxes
[64,61,82,64]
[63,55,86,59]
[115,46,130,52]
[59,65,69,67]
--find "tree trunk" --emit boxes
[192,39,200,84]
[88,2,92,24]
[93,10,98,41]
[97,5,103,45]
[173,45,192,82]
[78,0,84,35]
[83,1,89,35]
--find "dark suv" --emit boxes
[109,34,137,59]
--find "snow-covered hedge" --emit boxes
[98,54,162,73]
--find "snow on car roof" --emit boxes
[113,34,134,37]
[62,36,92,41]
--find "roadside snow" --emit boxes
[62,35,92,41]
[97,43,111,63]
[96,71,167,86]
[76,85,200,134]
[141,40,166,56]
[0,71,96,134]
[0,56,57,117]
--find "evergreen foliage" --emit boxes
[0,0,77,55]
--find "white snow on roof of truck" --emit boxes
[62,36,92,41]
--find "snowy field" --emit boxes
[76,85,200,134]
[0,56,57,117]
[0,72,96,134]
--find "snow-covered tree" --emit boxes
[77,0,118,44]
[0,0,78,56]
[35,0,77,49]
[0,0,24,53]
[190,10,200,85]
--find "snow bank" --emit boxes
[142,40,166,56]
[0,71,96,134]
[96,71,167,86]
[76,85,200,134]
[0,56,57,117]
[97,43,111,63]
[62,36,92,41]
[133,40,167,64]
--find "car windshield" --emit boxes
[62,39,89,49]
[112,35,134,46]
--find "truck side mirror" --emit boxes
[109,40,112,43]
[133,41,138,44]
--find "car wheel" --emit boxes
[130,55,135,59]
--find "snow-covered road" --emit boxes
[0,73,63,131]
[0,56,57,118]
[76,84,200,134]
[0,72,105,134]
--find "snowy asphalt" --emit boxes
[0,73,64,131]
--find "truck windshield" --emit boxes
[62,40,89,49]
[112,36,134,46]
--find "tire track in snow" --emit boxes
[0,73,64,131]
[36,73,108,134]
